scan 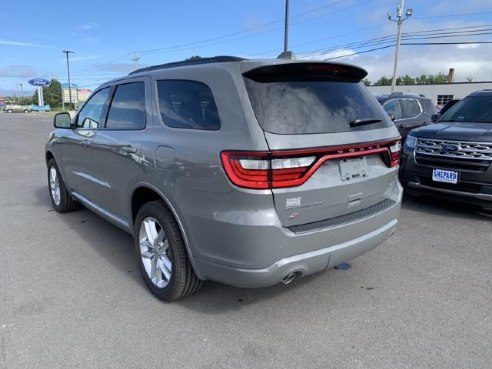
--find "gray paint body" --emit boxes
[46,59,403,287]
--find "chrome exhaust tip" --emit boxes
[282,272,299,285]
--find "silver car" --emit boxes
[46,56,402,301]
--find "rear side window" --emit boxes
[400,99,421,118]
[106,82,146,130]
[420,98,436,114]
[157,80,220,130]
[244,75,391,134]
[383,100,402,120]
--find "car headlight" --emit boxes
[405,135,417,150]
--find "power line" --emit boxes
[322,40,492,60]
[300,25,492,56]
[77,0,371,72]
[299,25,492,58]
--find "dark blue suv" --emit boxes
[377,93,437,140]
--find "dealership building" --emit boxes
[368,81,492,109]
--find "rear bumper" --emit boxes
[185,179,402,287]
[194,218,398,288]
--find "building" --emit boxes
[368,81,492,109]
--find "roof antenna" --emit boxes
[277,51,295,59]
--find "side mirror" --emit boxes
[54,112,72,128]
[387,113,396,121]
[431,114,440,122]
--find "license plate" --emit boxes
[432,169,458,184]
[339,157,367,182]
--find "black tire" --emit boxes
[7,109,12,113]
[47,159,80,213]
[134,201,202,301]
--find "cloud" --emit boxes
[457,44,480,49]
[0,40,54,48]
[99,63,137,74]
[300,49,359,61]
[352,42,492,82]
[0,65,37,78]
[79,37,99,44]
[78,22,98,31]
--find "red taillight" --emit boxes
[221,139,401,189]
[389,140,401,167]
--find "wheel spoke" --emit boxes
[160,239,169,253]
[141,250,154,259]
[144,218,158,244]
[158,255,172,281]
[140,239,154,251]
[156,230,166,245]
[155,266,162,285]
[150,255,157,281]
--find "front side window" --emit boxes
[76,87,111,129]
[106,82,146,130]
[400,99,421,119]
[157,80,221,130]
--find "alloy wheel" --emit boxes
[49,167,61,206]
[139,217,172,288]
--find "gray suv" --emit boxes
[46,56,402,301]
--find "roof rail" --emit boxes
[129,56,246,75]
[390,92,426,97]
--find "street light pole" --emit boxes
[63,50,74,109]
[19,83,23,102]
[388,0,412,93]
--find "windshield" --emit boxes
[244,78,392,134]
[440,94,492,123]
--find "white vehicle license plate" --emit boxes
[432,169,458,184]
[339,157,367,182]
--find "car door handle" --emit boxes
[121,145,137,154]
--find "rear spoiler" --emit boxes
[243,62,367,83]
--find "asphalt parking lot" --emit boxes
[0,112,490,369]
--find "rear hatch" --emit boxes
[222,62,401,228]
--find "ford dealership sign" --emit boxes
[28,78,50,87]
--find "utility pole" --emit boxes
[132,53,140,70]
[63,50,74,109]
[388,0,412,93]
[19,83,23,102]
[284,0,290,52]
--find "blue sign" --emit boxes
[28,78,50,87]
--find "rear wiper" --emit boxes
[349,118,382,127]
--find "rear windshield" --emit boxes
[440,95,492,123]
[244,78,392,135]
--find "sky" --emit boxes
[1,0,491,96]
